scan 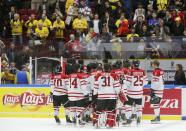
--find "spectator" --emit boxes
[148,11,159,32]
[109,0,123,19]
[155,19,170,40]
[110,36,122,58]
[156,0,168,12]
[101,12,116,35]
[9,62,18,75]
[34,22,49,40]
[85,28,97,43]
[72,13,88,32]
[54,8,63,19]
[78,0,91,22]
[89,13,102,34]
[65,0,75,13]
[15,65,30,84]
[115,13,129,36]
[0,67,15,84]
[6,43,17,63]
[9,6,16,20]
[146,4,153,20]
[174,64,186,85]
[1,53,9,64]
[139,25,150,37]
[163,10,173,29]
[100,25,111,43]
[126,28,139,42]
[38,13,52,29]
[171,17,184,36]
[65,34,83,59]
[145,33,160,58]
[96,0,112,18]
[133,4,145,22]
[25,14,38,37]
[85,28,99,58]
[134,15,146,36]
[65,1,79,26]
[16,46,32,70]
[52,16,66,56]
[10,13,23,45]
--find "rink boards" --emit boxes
[0,84,186,120]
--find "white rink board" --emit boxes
[0,118,186,131]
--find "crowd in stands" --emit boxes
[0,0,186,83]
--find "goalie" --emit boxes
[93,64,127,128]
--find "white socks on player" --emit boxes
[152,104,160,116]
[65,108,70,116]
[125,105,132,119]
[54,106,59,116]
[136,105,142,118]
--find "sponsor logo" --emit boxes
[3,94,20,105]
[2,90,53,111]
[143,89,181,115]
[143,95,179,109]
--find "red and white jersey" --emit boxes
[50,74,68,96]
[125,68,148,99]
[151,68,164,98]
[94,72,121,100]
[66,73,89,101]
[78,72,91,95]
[111,68,129,94]
[89,70,103,91]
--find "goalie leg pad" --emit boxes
[106,111,116,127]
[119,90,128,104]
[92,111,100,126]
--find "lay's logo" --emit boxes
[2,90,53,109]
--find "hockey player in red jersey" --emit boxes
[150,60,164,124]
[124,60,148,125]
[66,65,90,125]
[50,73,71,124]
[110,60,128,124]
[93,64,121,128]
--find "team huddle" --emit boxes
[50,59,164,128]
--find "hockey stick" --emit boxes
[77,99,97,118]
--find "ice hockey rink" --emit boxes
[0,118,186,131]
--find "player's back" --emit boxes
[66,73,85,101]
[78,72,91,95]
[50,74,68,96]
[151,68,164,98]
[126,68,148,99]
[89,70,102,90]
[151,68,164,89]
[94,72,121,100]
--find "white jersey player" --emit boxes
[93,64,121,128]
[50,73,71,124]
[124,60,148,125]
[65,68,89,124]
[150,60,164,124]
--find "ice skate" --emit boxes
[66,115,72,123]
[122,119,132,125]
[136,117,141,125]
[54,116,61,124]
[151,116,161,124]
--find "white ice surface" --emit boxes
[0,118,186,131]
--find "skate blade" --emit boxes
[151,121,161,124]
